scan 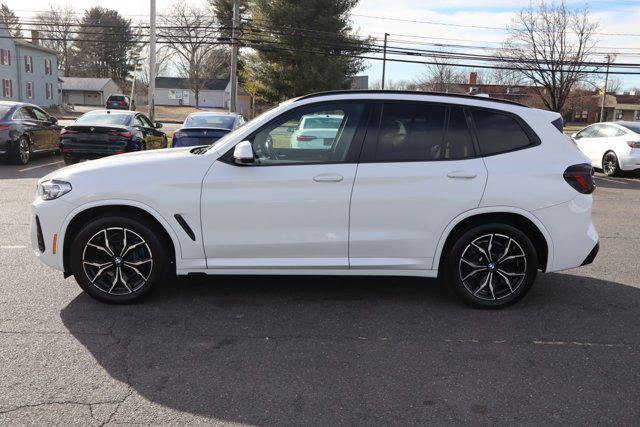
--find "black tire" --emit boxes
[64,156,79,166]
[12,137,31,165]
[69,214,169,303]
[445,223,538,309]
[602,151,621,177]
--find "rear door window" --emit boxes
[373,103,475,161]
[471,109,532,155]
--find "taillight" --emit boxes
[0,124,11,131]
[563,163,595,194]
[173,131,182,139]
[119,100,126,105]
[108,130,134,138]
[60,129,78,136]
[296,135,315,141]
[627,141,640,148]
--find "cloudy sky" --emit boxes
[5,0,640,89]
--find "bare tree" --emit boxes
[138,45,172,88]
[500,1,599,112]
[35,4,76,76]
[414,55,466,93]
[160,2,221,107]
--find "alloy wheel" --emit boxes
[18,139,30,164]
[603,152,617,176]
[458,233,527,301]
[82,227,153,295]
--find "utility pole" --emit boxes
[381,32,389,90]
[149,0,157,121]
[600,54,611,122]
[229,0,240,112]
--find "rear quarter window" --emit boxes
[471,109,532,156]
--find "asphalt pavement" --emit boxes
[0,155,639,425]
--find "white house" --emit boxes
[60,77,122,106]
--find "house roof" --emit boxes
[14,40,58,55]
[60,77,115,92]
[155,77,229,91]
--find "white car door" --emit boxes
[200,102,369,269]
[349,103,487,271]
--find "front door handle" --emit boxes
[313,173,344,183]
[447,171,477,179]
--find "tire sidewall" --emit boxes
[70,215,168,303]
[446,223,538,309]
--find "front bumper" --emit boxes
[31,196,77,272]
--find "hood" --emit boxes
[40,147,201,184]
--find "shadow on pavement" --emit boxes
[60,273,640,424]
[0,153,64,180]
[593,173,640,190]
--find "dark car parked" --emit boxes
[106,94,135,110]
[0,101,61,165]
[60,110,167,165]
[172,112,245,147]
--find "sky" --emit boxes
[5,0,640,89]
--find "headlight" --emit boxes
[38,180,72,200]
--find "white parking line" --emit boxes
[0,245,26,249]
[18,160,64,173]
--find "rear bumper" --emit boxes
[581,241,599,266]
[619,153,640,171]
[533,194,599,272]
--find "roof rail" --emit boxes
[295,90,530,108]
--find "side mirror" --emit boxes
[571,133,578,139]
[155,122,163,129]
[49,116,58,124]
[233,140,254,164]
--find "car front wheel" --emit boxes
[69,215,169,303]
[445,224,538,309]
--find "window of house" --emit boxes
[45,83,53,100]
[44,58,52,75]
[471,108,532,155]
[634,111,640,121]
[26,82,33,99]
[2,79,13,98]
[0,48,10,65]
[615,110,623,120]
[25,56,33,72]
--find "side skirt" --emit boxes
[177,268,438,278]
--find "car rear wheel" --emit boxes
[69,215,169,303]
[12,137,31,165]
[602,151,620,176]
[445,224,538,309]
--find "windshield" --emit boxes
[75,113,131,126]
[184,114,236,129]
[302,116,343,130]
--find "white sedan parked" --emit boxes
[572,121,640,176]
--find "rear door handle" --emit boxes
[313,173,343,183]
[447,171,477,179]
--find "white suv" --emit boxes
[31,91,599,308]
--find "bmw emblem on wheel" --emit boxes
[90,127,95,132]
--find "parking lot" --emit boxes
[0,155,639,424]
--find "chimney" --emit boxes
[469,72,478,86]
[31,30,39,45]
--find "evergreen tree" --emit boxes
[69,7,135,82]
[248,0,368,103]
[0,3,21,38]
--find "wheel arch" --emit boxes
[61,201,180,275]
[433,207,553,274]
